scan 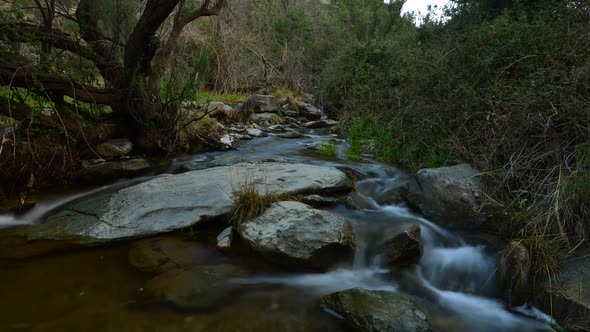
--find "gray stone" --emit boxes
[297,102,322,121]
[345,192,378,210]
[79,158,150,182]
[403,164,486,229]
[498,241,531,306]
[248,95,280,113]
[322,288,432,332]
[206,102,235,113]
[538,248,590,330]
[238,201,355,270]
[95,139,133,159]
[216,226,233,250]
[220,134,239,149]
[19,162,352,244]
[246,128,268,137]
[304,119,339,129]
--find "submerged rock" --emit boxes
[144,264,243,310]
[403,164,486,229]
[322,288,432,332]
[498,241,531,306]
[238,201,355,270]
[248,95,280,113]
[5,162,351,249]
[128,235,208,273]
[95,139,133,159]
[276,131,304,139]
[538,248,590,331]
[79,158,150,183]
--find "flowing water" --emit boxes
[0,133,554,331]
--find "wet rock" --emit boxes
[537,248,590,331]
[378,224,422,267]
[322,288,432,332]
[78,158,150,183]
[301,195,340,207]
[95,139,133,159]
[283,116,300,125]
[402,164,486,229]
[267,124,289,133]
[498,241,531,306]
[144,264,243,310]
[11,162,351,247]
[276,131,304,139]
[246,128,267,138]
[304,119,339,129]
[345,192,379,211]
[248,95,280,113]
[216,226,233,250]
[297,102,322,121]
[238,201,355,270]
[128,235,208,273]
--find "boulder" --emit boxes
[297,102,322,121]
[220,134,239,149]
[95,139,133,159]
[537,248,590,330]
[237,201,355,269]
[322,288,432,332]
[78,158,150,183]
[248,95,280,113]
[216,226,233,250]
[498,241,531,306]
[9,162,351,247]
[246,128,268,137]
[304,119,339,129]
[144,264,243,310]
[402,164,485,229]
[128,235,208,273]
[377,224,422,267]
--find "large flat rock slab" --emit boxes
[2,162,352,248]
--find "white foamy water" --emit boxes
[234,268,396,295]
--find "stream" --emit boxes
[0,133,554,331]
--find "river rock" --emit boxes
[498,241,531,306]
[345,192,379,210]
[95,139,133,159]
[7,162,351,247]
[128,235,209,273]
[216,226,233,250]
[322,288,432,332]
[297,102,322,121]
[537,248,590,330]
[304,119,338,129]
[78,158,150,182]
[144,264,243,310]
[378,224,422,267]
[238,201,355,270]
[246,128,267,137]
[248,95,280,113]
[402,164,485,229]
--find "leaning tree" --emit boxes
[0,0,226,152]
